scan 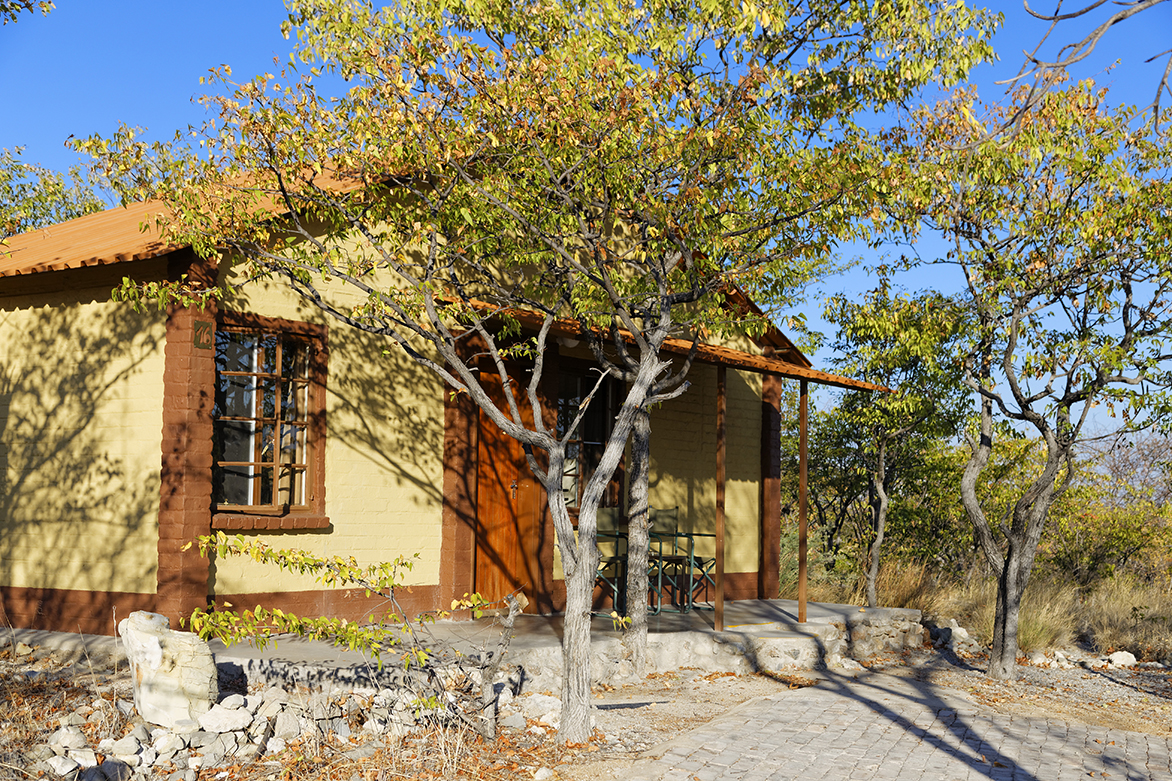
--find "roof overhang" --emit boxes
[3,199,886,393]
[498,307,887,393]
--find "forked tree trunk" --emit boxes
[622,406,652,676]
[989,549,1027,679]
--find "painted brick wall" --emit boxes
[0,277,166,596]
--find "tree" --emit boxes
[822,282,968,606]
[903,82,1172,679]
[79,0,997,739]
[0,0,51,25]
[1,148,104,244]
[1011,0,1172,119]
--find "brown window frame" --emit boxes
[211,311,329,531]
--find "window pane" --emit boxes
[283,380,309,423]
[260,334,277,375]
[282,340,310,381]
[215,464,253,505]
[278,466,305,507]
[217,331,257,373]
[258,465,274,506]
[280,424,306,466]
[215,420,255,464]
[260,378,277,421]
[216,373,256,419]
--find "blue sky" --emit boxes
[2,0,1171,363]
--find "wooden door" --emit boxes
[474,371,548,611]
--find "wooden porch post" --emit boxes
[798,379,808,623]
[715,365,726,632]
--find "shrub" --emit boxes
[186,532,521,738]
[1040,500,1172,588]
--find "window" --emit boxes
[557,371,620,511]
[212,313,328,530]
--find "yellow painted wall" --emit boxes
[0,276,166,594]
[648,364,762,573]
[209,273,446,595]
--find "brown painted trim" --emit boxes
[211,514,331,531]
[0,586,156,636]
[440,383,478,612]
[218,311,329,342]
[715,365,727,631]
[155,250,217,627]
[720,572,762,603]
[211,586,440,624]
[759,373,782,601]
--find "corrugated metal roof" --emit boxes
[0,200,178,278]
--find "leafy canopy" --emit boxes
[1,147,105,245]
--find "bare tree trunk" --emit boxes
[560,552,596,741]
[989,548,1026,679]
[622,405,652,676]
[865,464,888,608]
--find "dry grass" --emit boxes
[779,561,940,614]
[782,550,1172,659]
[931,576,1079,653]
[1078,577,1172,662]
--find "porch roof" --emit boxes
[501,307,887,393]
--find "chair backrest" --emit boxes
[597,506,625,534]
[649,506,679,536]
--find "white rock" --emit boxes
[535,769,555,781]
[219,694,246,710]
[1108,650,1137,668]
[112,754,140,769]
[118,612,218,728]
[153,732,188,754]
[198,704,253,734]
[171,719,200,735]
[49,726,88,751]
[266,737,287,755]
[46,755,79,777]
[273,710,301,740]
[66,748,98,768]
[520,694,562,719]
[538,710,560,729]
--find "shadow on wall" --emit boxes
[327,325,445,513]
[0,299,163,633]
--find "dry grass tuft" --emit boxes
[931,577,1078,652]
[1079,577,1172,661]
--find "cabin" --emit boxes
[0,202,873,635]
